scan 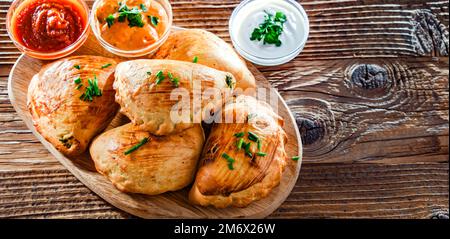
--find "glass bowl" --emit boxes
[6,0,90,60]
[90,0,173,58]
[229,0,309,66]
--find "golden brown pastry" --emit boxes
[27,55,119,157]
[154,29,256,91]
[90,123,205,195]
[189,95,287,208]
[114,59,236,136]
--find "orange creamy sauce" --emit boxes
[96,0,168,50]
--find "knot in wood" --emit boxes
[350,64,389,90]
[296,116,325,145]
[411,10,449,56]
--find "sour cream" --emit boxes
[229,0,309,66]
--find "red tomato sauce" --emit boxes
[13,0,86,52]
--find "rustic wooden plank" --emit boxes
[267,57,449,164]
[0,0,448,69]
[0,163,447,219]
[0,169,133,219]
[0,77,60,170]
[270,162,449,219]
[0,0,448,219]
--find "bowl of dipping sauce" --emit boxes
[229,0,309,66]
[90,0,172,58]
[6,0,90,60]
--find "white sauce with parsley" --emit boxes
[229,0,309,65]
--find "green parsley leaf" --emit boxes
[59,136,73,148]
[155,70,165,85]
[140,3,148,12]
[106,14,115,28]
[257,152,267,157]
[243,142,253,158]
[124,137,149,155]
[74,77,82,84]
[225,75,234,89]
[118,12,126,22]
[149,16,159,26]
[167,72,179,87]
[171,77,179,88]
[292,156,300,161]
[118,2,129,13]
[80,76,102,102]
[101,63,112,69]
[275,11,287,22]
[74,65,81,69]
[236,138,244,150]
[245,151,253,158]
[222,153,235,170]
[248,131,259,142]
[234,132,245,138]
[250,10,287,47]
[117,5,144,27]
[193,56,198,63]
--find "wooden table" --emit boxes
[0,0,448,219]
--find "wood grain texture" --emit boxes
[0,163,447,219]
[266,58,449,164]
[0,0,448,218]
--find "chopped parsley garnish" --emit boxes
[236,138,244,150]
[171,78,179,87]
[74,65,81,69]
[149,16,159,26]
[234,131,267,159]
[59,137,73,148]
[167,72,180,87]
[140,3,148,12]
[118,2,128,12]
[155,70,165,85]
[222,153,235,170]
[225,75,234,89]
[243,142,252,158]
[75,84,83,90]
[248,131,259,142]
[292,156,300,161]
[74,77,82,84]
[106,14,115,28]
[124,137,149,155]
[245,150,253,158]
[193,56,198,63]
[101,63,112,69]
[250,11,287,47]
[80,76,102,102]
[118,5,144,28]
[147,71,152,75]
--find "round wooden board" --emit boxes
[7,28,303,219]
